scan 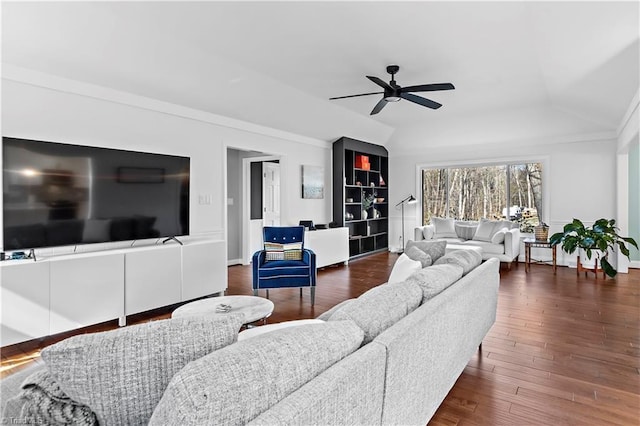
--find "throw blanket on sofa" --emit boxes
[19,369,97,426]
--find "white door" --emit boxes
[263,162,281,226]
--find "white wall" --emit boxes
[1,75,333,253]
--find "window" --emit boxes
[422,162,543,232]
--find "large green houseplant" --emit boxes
[549,218,638,277]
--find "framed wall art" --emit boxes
[301,165,324,199]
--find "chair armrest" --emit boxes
[414,225,435,241]
[303,248,316,265]
[252,250,266,266]
[252,251,266,289]
[504,229,521,260]
[303,249,317,286]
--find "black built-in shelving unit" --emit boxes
[332,137,389,259]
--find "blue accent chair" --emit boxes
[252,226,317,305]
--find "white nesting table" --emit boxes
[172,295,275,326]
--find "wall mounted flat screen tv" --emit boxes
[2,137,190,250]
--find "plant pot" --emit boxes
[578,249,603,269]
[362,210,368,220]
[534,225,549,241]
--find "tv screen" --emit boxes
[2,137,190,250]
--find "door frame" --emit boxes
[242,155,282,264]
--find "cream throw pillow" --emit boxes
[431,217,457,239]
[491,227,509,244]
[404,246,433,268]
[388,253,422,284]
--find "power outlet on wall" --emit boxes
[198,194,212,205]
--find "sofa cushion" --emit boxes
[491,227,509,244]
[422,225,435,240]
[16,369,97,425]
[454,222,478,240]
[388,253,422,284]
[405,264,464,302]
[149,321,364,426]
[433,249,483,275]
[495,219,517,230]
[405,240,447,262]
[404,246,433,268]
[473,219,516,243]
[461,240,505,255]
[431,217,457,239]
[472,219,497,242]
[40,313,244,426]
[316,298,354,321]
[328,282,423,344]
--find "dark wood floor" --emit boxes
[2,252,639,425]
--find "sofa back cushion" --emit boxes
[404,246,433,268]
[316,298,354,321]
[422,225,435,240]
[491,227,509,244]
[405,264,464,303]
[454,222,478,240]
[473,219,516,242]
[405,240,447,263]
[388,253,423,284]
[328,282,423,344]
[41,314,244,426]
[433,249,482,275]
[471,219,497,242]
[149,321,364,426]
[431,217,457,239]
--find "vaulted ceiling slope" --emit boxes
[2,2,638,148]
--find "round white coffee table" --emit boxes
[172,295,274,326]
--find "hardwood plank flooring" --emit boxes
[1,252,639,425]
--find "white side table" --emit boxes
[172,295,274,326]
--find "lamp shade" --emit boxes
[407,195,417,204]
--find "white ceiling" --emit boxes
[2,1,639,144]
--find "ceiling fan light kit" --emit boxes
[330,64,455,115]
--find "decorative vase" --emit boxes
[362,210,368,220]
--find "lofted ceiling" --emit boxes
[1,1,638,145]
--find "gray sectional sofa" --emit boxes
[1,251,500,425]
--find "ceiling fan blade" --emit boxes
[401,93,442,109]
[367,76,393,90]
[370,98,387,115]
[329,91,384,100]
[400,83,455,93]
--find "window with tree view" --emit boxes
[422,163,543,232]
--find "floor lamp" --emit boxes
[396,195,417,253]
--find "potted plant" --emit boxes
[361,193,375,220]
[549,218,638,277]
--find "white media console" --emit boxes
[304,227,349,268]
[0,238,226,347]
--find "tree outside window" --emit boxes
[422,162,542,232]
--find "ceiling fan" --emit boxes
[330,65,455,115]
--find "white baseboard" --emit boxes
[227,258,243,266]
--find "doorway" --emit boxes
[226,148,281,265]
